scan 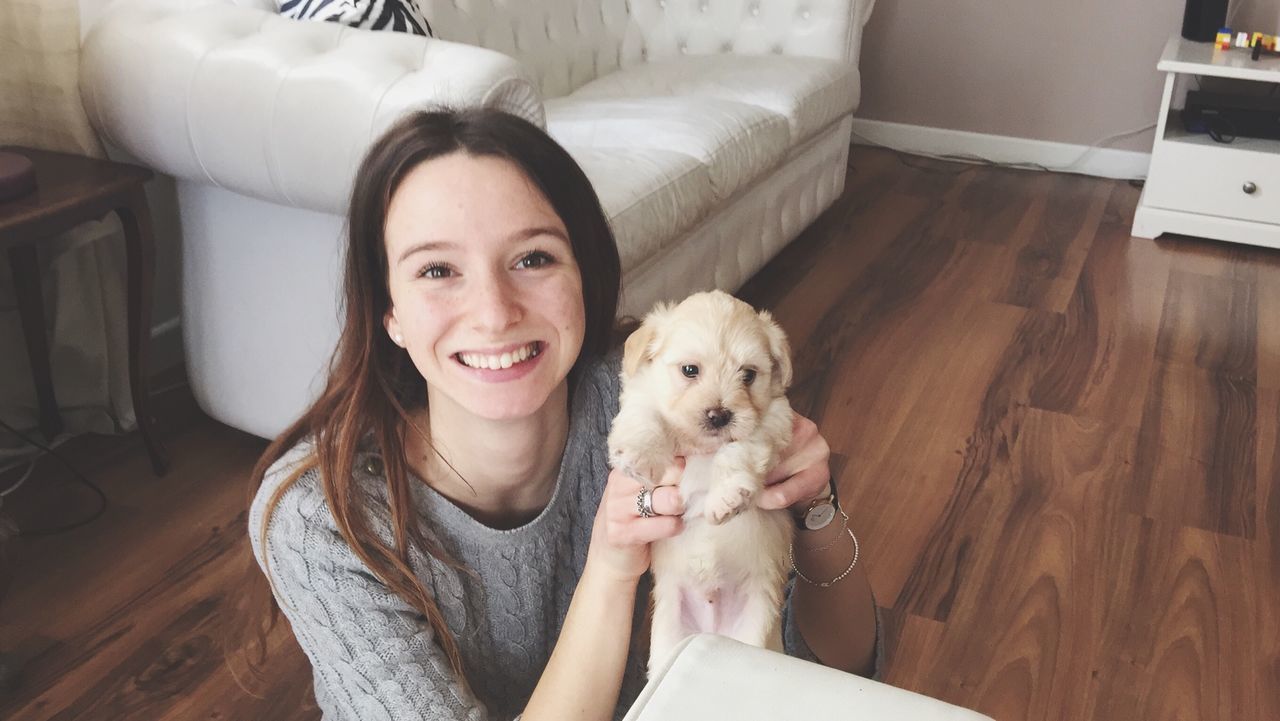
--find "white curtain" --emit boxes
[0,0,135,461]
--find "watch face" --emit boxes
[804,502,836,530]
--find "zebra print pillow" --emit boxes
[279,0,434,37]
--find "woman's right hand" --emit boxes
[584,459,686,585]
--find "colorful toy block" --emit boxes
[1217,28,1234,49]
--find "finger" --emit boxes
[765,457,801,485]
[620,516,684,545]
[650,484,685,516]
[758,465,830,510]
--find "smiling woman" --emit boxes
[227,108,869,721]
[381,153,586,424]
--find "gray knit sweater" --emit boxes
[249,354,834,721]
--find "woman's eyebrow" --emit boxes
[397,226,568,265]
[510,226,569,244]
[397,240,457,265]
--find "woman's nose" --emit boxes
[472,272,524,332]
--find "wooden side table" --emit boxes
[1132,36,1280,248]
[0,147,169,476]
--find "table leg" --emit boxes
[7,244,63,441]
[115,188,169,476]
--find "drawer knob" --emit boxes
[1243,181,1258,195]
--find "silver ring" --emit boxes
[636,487,656,518]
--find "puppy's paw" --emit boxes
[609,446,669,486]
[705,478,756,525]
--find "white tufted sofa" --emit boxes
[80,0,875,439]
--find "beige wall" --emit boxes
[857,0,1280,153]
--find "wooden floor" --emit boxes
[2,146,1278,720]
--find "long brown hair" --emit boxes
[228,108,621,688]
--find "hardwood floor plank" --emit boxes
[1258,274,1280,393]
[1254,388,1280,721]
[996,174,1109,313]
[1091,521,1263,721]
[1027,185,1171,430]
[896,309,1065,622]
[1130,362,1257,539]
[1154,271,1257,382]
[837,297,1026,606]
[900,408,1139,720]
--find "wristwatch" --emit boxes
[794,476,839,531]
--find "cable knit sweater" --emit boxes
[249,353,836,721]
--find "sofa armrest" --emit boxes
[80,1,544,214]
[626,0,877,67]
[624,634,994,721]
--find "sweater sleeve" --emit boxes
[251,465,488,721]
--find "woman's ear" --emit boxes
[384,309,404,347]
[758,309,793,392]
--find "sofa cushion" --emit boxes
[279,0,434,36]
[564,146,716,273]
[546,97,790,201]
[566,55,859,146]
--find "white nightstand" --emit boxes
[1132,35,1280,248]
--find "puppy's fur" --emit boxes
[608,290,795,677]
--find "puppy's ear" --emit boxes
[758,309,793,392]
[622,303,671,378]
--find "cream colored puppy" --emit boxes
[608,290,795,677]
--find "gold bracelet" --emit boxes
[789,528,859,588]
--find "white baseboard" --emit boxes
[150,316,184,377]
[849,118,1153,181]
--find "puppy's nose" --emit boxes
[706,407,733,429]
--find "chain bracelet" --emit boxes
[789,527,860,588]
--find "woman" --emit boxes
[238,108,879,721]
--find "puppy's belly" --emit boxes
[677,584,750,636]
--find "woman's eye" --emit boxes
[681,365,699,378]
[417,263,453,279]
[742,369,757,386]
[516,251,554,269]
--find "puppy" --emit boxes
[608,290,795,677]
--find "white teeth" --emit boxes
[459,342,540,370]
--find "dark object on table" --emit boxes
[1181,0,1228,42]
[0,147,169,475]
[0,151,36,202]
[1182,89,1280,143]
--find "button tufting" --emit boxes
[801,8,811,19]
[750,4,760,16]
[658,0,666,8]
[640,46,648,59]
[721,41,732,52]
[679,42,688,53]
[699,1,708,11]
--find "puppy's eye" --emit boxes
[742,369,757,386]
[681,365,699,379]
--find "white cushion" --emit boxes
[565,147,716,272]
[624,634,996,721]
[546,96,790,201]
[566,54,861,145]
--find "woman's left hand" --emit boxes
[758,412,832,512]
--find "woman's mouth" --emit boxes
[454,341,543,370]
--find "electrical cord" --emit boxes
[849,123,1158,182]
[0,417,108,537]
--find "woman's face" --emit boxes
[382,152,586,422]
